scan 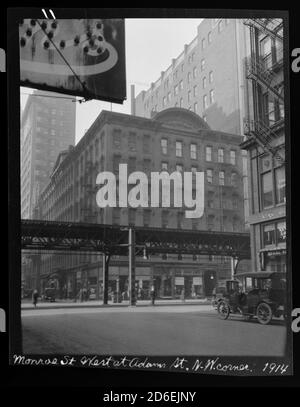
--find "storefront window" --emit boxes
[263,223,276,246]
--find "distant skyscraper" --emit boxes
[20,90,76,219]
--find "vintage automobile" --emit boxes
[217,271,286,325]
[43,287,56,302]
[212,280,242,309]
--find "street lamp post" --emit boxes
[128,227,136,306]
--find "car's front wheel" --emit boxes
[256,302,273,325]
[217,301,230,320]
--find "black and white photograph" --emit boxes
[5,8,298,386]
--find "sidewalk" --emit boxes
[21,297,212,310]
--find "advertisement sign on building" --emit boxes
[175,277,184,285]
[19,18,126,103]
[193,276,202,286]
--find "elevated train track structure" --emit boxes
[21,219,251,305]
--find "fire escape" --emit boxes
[80,160,98,223]
[243,18,283,42]
[243,18,285,165]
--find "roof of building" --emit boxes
[152,107,211,131]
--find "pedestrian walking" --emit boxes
[150,285,156,306]
[32,289,39,307]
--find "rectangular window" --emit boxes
[128,132,137,152]
[230,150,236,165]
[112,208,121,225]
[190,143,197,159]
[113,129,122,149]
[191,166,197,174]
[176,141,183,157]
[143,135,150,154]
[176,164,183,173]
[163,97,167,107]
[188,90,191,102]
[188,72,191,83]
[193,85,198,96]
[210,89,215,104]
[218,148,224,163]
[203,95,208,110]
[201,59,205,71]
[207,169,213,183]
[260,36,272,58]
[161,162,168,171]
[162,210,169,228]
[179,80,183,90]
[219,171,225,186]
[128,209,136,226]
[161,138,168,155]
[261,171,273,208]
[113,155,121,173]
[174,85,179,96]
[260,154,275,209]
[206,146,212,161]
[275,166,286,204]
[263,223,276,246]
[260,36,273,69]
[202,77,207,89]
[209,71,213,83]
[193,67,197,78]
[231,172,238,187]
[167,92,171,102]
[194,102,198,113]
[202,38,205,49]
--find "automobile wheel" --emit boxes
[217,301,230,320]
[256,302,273,325]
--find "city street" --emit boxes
[22,304,287,356]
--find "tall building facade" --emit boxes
[134,19,249,135]
[240,19,285,273]
[31,108,249,299]
[20,90,76,219]
[133,18,251,227]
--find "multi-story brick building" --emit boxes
[20,90,76,219]
[133,18,251,228]
[240,18,286,273]
[33,107,248,300]
[134,18,249,135]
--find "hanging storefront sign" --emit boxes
[19,18,126,103]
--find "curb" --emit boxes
[21,301,212,311]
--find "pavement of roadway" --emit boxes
[22,305,286,356]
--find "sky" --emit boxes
[20,18,203,144]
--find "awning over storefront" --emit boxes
[260,247,286,256]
